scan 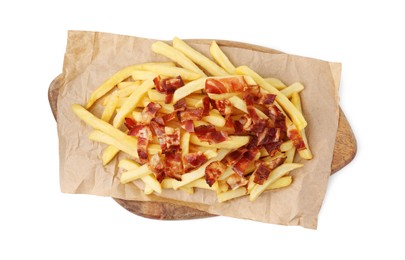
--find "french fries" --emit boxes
[72,37,312,203]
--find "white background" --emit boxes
[1,0,404,259]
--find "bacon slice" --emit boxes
[154,76,185,103]
[165,150,183,181]
[150,121,167,150]
[257,127,281,146]
[194,125,228,143]
[205,161,226,187]
[226,173,248,190]
[232,148,259,176]
[214,99,232,117]
[139,102,161,124]
[183,152,208,172]
[164,127,180,151]
[221,148,247,167]
[253,157,286,184]
[173,98,187,112]
[287,128,306,151]
[260,94,277,105]
[263,141,283,157]
[202,96,210,116]
[149,154,165,182]
[178,107,204,122]
[127,125,153,164]
[124,117,137,130]
[180,120,195,133]
[205,76,248,94]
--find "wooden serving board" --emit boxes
[49,39,356,220]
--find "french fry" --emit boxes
[118,159,162,193]
[151,41,206,77]
[119,163,151,184]
[71,104,138,155]
[264,77,287,90]
[267,176,292,190]
[218,167,234,181]
[190,134,249,149]
[117,81,137,89]
[280,82,304,98]
[217,187,247,203]
[86,63,174,108]
[102,145,120,165]
[202,109,226,127]
[183,178,220,193]
[203,149,218,159]
[218,180,229,192]
[173,37,228,76]
[228,96,268,119]
[285,147,296,164]
[250,163,303,201]
[209,40,236,75]
[101,92,119,122]
[113,79,155,128]
[144,184,154,194]
[86,64,140,109]
[172,149,230,189]
[88,130,137,158]
[147,89,166,102]
[147,144,162,155]
[116,81,142,97]
[235,66,307,131]
[132,70,159,81]
[291,92,313,159]
[172,78,206,104]
[180,132,191,157]
[280,140,294,152]
[136,63,201,81]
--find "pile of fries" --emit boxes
[71,37,312,202]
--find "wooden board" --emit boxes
[49,39,356,220]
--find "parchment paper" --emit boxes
[57,31,341,229]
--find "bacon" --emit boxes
[205,76,248,94]
[178,107,204,122]
[139,102,161,124]
[266,104,286,130]
[232,148,259,176]
[222,148,247,166]
[202,96,210,116]
[124,117,137,130]
[183,152,208,172]
[243,85,261,100]
[136,138,149,164]
[154,76,185,103]
[149,154,165,182]
[249,119,268,134]
[127,125,153,164]
[164,150,183,181]
[173,98,187,112]
[226,173,248,190]
[263,141,283,157]
[260,94,276,105]
[253,157,286,184]
[257,127,281,146]
[150,121,166,150]
[214,99,232,117]
[194,125,228,143]
[205,161,226,187]
[180,120,195,133]
[164,127,180,150]
[287,128,306,151]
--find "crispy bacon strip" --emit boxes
[232,148,259,176]
[253,157,286,184]
[178,107,204,122]
[194,125,228,143]
[287,128,306,151]
[221,148,247,167]
[183,152,208,173]
[154,76,184,103]
[214,99,232,117]
[205,161,226,187]
[263,141,283,157]
[205,76,248,94]
[150,121,166,150]
[180,120,195,133]
[127,125,153,164]
[165,150,183,181]
[140,102,161,124]
[202,96,210,116]
[164,127,180,151]
[149,154,165,182]
[124,117,137,130]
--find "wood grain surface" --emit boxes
[50,39,356,220]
